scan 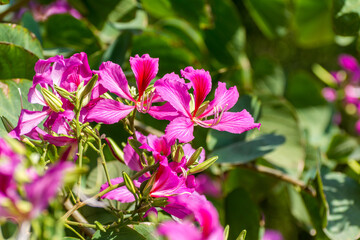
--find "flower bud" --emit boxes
[186,147,203,167]
[105,137,124,163]
[195,100,210,117]
[54,85,74,102]
[173,145,184,163]
[40,87,64,113]
[94,221,106,232]
[122,171,137,195]
[78,74,98,108]
[1,116,14,133]
[188,156,218,174]
[151,197,168,207]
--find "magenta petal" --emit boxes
[96,61,134,101]
[150,163,194,197]
[155,78,191,117]
[123,142,143,172]
[9,109,50,139]
[201,82,239,118]
[209,111,260,134]
[28,88,47,106]
[130,54,159,98]
[165,117,195,143]
[157,221,202,240]
[339,54,359,73]
[100,177,141,203]
[183,143,205,164]
[25,161,74,218]
[181,67,212,114]
[87,99,134,124]
[148,102,180,121]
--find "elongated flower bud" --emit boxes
[78,74,98,108]
[54,85,74,102]
[186,147,203,167]
[105,137,124,163]
[188,156,218,174]
[1,116,14,133]
[40,87,64,113]
[123,172,137,195]
[173,145,184,163]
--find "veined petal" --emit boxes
[28,87,47,106]
[155,77,191,117]
[9,109,50,139]
[100,177,141,203]
[165,117,195,143]
[200,82,239,118]
[181,67,212,114]
[123,142,143,172]
[148,102,180,121]
[130,54,159,98]
[209,111,260,134]
[96,61,134,101]
[87,99,134,124]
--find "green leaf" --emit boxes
[244,0,288,38]
[236,229,247,240]
[0,44,39,80]
[92,227,145,240]
[212,133,285,164]
[111,10,148,31]
[0,0,9,4]
[0,23,43,58]
[326,134,358,162]
[257,96,305,177]
[44,15,100,54]
[293,0,334,47]
[334,0,360,36]
[0,80,42,137]
[133,224,157,240]
[322,172,360,240]
[225,188,260,240]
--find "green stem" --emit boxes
[64,224,86,240]
[75,108,84,202]
[66,220,97,229]
[61,163,159,220]
[98,138,112,186]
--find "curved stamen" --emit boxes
[136,90,155,113]
[193,104,227,128]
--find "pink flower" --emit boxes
[87,54,177,124]
[195,174,222,198]
[322,87,337,102]
[0,137,74,221]
[29,0,81,22]
[100,162,195,203]
[10,53,101,145]
[263,229,284,240]
[155,66,260,143]
[338,54,360,82]
[158,192,224,240]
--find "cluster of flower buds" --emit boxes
[4,52,260,239]
[319,54,360,134]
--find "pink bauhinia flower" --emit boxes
[10,52,102,145]
[29,0,81,22]
[158,192,224,240]
[87,54,177,124]
[0,137,74,221]
[155,66,261,143]
[99,162,195,203]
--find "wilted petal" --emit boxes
[201,82,239,118]
[87,99,134,124]
[96,61,134,101]
[130,54,159,98]
[100,177,141,203]
[165,117,195,143]
[9,109,50,139]
[157,221,202,240]
[209,111,260,134]
[181,67,212,114]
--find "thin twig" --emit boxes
[237,163,317,197]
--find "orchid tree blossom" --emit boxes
[155,66,261,143]
[10,52,102,145]
[158,192,224,240]
[87,54,177,124]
